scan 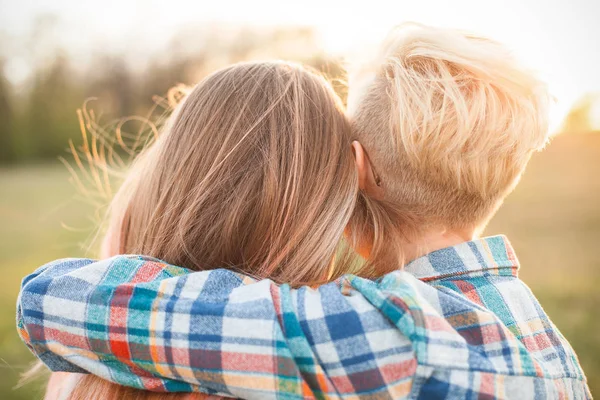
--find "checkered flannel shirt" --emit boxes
[17,235,590,399]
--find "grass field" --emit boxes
[1,133,599,399]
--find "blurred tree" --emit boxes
[561,93,600,133]
[0,60,14,163]
[139,58,190,112]
[1,24,351,163]
[23,53,82,159]
[87,55,135,117]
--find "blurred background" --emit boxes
[1,0,599,398]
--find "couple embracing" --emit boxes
[17,24,590,399]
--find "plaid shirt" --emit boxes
[17,235,590,399]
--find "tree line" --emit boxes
[0,23,596,165]
[0,26,345,164]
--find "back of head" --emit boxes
[105,61,359,285]
[348,23,551,230]
[69,61,360,399]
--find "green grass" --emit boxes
[485,133,600,395]
[0,163,96,400]
[1,133,599,398]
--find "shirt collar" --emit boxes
[404,235,520,282]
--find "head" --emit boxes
[69,60,370,399]
[348,23,551,237]
[102,60,363,284]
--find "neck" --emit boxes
[400,226,477,263]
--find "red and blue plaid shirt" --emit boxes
[17,235,590,399]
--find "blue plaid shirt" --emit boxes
[17,235,590,399]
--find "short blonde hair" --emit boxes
[348,23,551,228]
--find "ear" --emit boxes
[352,141,385,199]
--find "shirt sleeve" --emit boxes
[17,256,418,399]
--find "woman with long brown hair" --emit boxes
[34,60,399,399]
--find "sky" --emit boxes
[1,0,599,131]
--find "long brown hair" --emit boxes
[66,61,383,399]
[60,59,417,399]
[103,61,363,283]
